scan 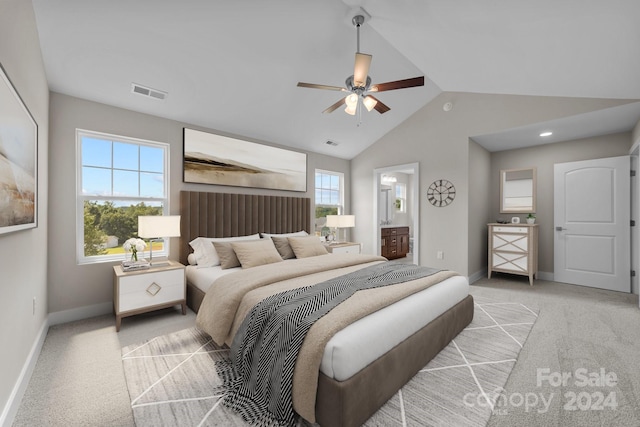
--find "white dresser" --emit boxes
[488,223,538,285]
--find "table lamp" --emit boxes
[138,215,181,266]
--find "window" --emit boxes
[395,183,406,213]
[314,170,344,235]
[77,130,169,264]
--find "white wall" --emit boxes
[0,0,49,423]
[47,92,350,315]
[351,91,631,277]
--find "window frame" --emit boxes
[314,169,344,233]
[76,129,170,265]
[395,182,407,213]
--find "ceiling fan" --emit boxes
[297,14,425,117]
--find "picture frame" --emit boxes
[183,128,307,192]
[0,63,38,235]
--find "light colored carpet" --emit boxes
[121,299,537,426]
[13,278,640,427]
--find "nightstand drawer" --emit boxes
[118,269,184,312]
[329,244,361,254]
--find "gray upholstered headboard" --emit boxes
[179,191,311,265]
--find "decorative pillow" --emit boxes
[189,234,260,268]
[187,253,197,265]
[231,239,283,269]
[212,241,241,269]
[288,236,328,258]
[260,230,308,239]
[270,236,296,259]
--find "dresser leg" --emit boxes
[181,302,187,315]
[529,275,534,286]
[116,316,121,332]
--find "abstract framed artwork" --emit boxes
[0,63,38,235]
[183,128,307,192]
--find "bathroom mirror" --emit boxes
[500,167,536,213]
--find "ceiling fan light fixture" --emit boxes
[345,93,359,107]
[345,104,357,115]
[363,95,377,112]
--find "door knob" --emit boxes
[555,226,567,231]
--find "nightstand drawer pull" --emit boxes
[146,282,162,296]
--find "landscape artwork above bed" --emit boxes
[183,128,307,192]
[0,63,38,235]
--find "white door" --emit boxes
[554,156,630,292]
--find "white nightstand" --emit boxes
[325,242,362,254]
[113,260,186,331]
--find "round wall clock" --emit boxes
[427,179,456,207]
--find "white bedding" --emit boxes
[186,264,241,293]
[188,262,468,381]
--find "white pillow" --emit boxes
[260,230,308,238]
[189,233,261,268]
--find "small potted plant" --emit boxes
[526,213,536,224]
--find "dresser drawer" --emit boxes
[492,252,528,271]
[492,234,528,252]
[118,269,184,312]
[493,226,528,233]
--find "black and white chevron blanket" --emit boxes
[217,261,442,427]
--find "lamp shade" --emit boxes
[326,215,355,228]
[138,215,181,238]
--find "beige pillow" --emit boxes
[211,241,241,269]
[270,236,296,259]
[231,239,283,269]
[288,236,328,258]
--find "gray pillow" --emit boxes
[271,236,296,259]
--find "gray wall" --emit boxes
[47,92,349,314]
[0,0,49,420]
[489,132,632,275]
[468,140,492,279]
[351,91,631,278]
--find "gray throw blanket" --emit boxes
[219,262,442,426]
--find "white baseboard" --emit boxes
[467,269,487,285]
[0,318,49,427]
[48,301,113,326]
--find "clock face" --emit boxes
[427,179,456,207]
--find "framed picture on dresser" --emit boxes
[0,63,38,235]
[183,128,307,192]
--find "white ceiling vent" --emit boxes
[131,83,167,100]
[326,140,339,146]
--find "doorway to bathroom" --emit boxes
[373,163,419,264]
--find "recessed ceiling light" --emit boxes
[540,131,553,137]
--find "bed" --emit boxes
[179,190,474,427]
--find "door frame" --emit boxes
[373,163,419,263]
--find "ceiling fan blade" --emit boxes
[297,82,346,91]
[367,95,390,114]
[370,76,425,92]
[322,97,346,114]
[353,53,372,87]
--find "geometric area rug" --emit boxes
[122,298,538,427]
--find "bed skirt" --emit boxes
[314,294,474,427]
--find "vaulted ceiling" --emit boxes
[32,0,640,158]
